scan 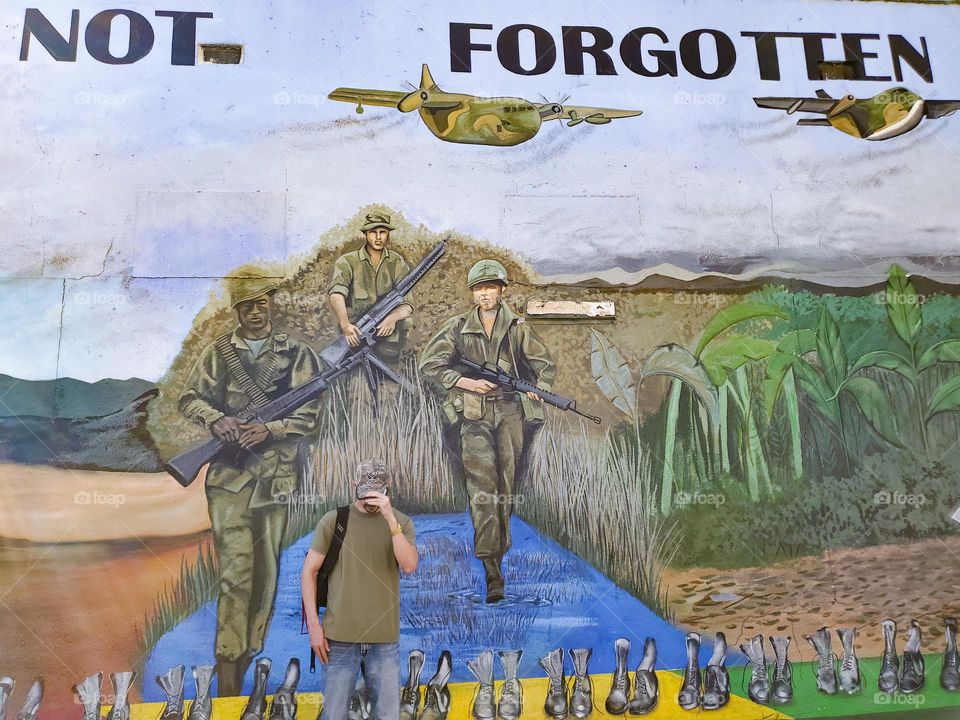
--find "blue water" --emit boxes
[144,513,737,700]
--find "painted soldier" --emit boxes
[328,213,412,364]
[178,267,322,696]
[419,259,556,602]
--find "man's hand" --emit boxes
[309,623,330,664]
[526,391,543,402]
[361,493,397,526]
[457,378,497,395]
[375,316,398,337]
[238,423,270,449]
[340,322,362,347]
[211,415,242,443]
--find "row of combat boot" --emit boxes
[74,672,137,720]
[0,677,43,720]
[467,649,522,720]
[395,651,452,720]
[740,634,793,705]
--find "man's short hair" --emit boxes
[355,459,390,486]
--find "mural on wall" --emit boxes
[3,0,960,719]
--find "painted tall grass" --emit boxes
[520,416,680,619]
[139,368,678,658]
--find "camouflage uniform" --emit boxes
[179,327,321,673]
[419,302,555,560]
[329,244,411,362]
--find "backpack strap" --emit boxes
[214,332,272,409]
[307,505,350,672]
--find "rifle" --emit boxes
[458,358,602,424]
[165,238,448,487]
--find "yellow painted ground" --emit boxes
[126,671,792,719]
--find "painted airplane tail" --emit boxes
[420,63,440,92]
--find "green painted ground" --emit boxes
[717,653,960,719]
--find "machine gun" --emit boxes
[321,237,448,397]
[458,358,602,424]
[165,238,448,487]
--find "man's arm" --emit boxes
[376,256,413,337]
[361,495,418,574]
[519,321,557,392]
[329,256,361,347]
[180,344,246,443]
[300,549,330,663]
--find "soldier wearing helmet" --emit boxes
[178,266,322,695]
[419,259,556,602]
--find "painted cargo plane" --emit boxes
[754,87,960,141]
[328,64,641,147]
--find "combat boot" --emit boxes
[156,665,185,720]
[770,636,793,705]
[537,648,567,719]
[268,658,300,720]
[900,619,925,694]
[467,650,495,720]
[240,658,271,720]
[942,618,960,691]
[74,673,101,720]
[187,666,215,720]
[106,672,135,720]
[677,632,702,710]
[702,632,729,711]
[0,677,12,720]
[15,678,43,720]
[836,628,862,694]
[568,648,593,719]
[878,619,899,694]
[497,650,523,720]
[605,638,631,715]
[419,650,452,720]
[740,635,770,704]
[805,627,838,695]
[400,650,425,720]
[349,677,371,720]
[483,559,505,604]
[627,638,658,716]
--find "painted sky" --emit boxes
[1,0,959,380]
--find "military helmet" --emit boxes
[467,259,509,289]
[225,265,280,307]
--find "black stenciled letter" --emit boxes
[450,22,492,72]
[497,24,557,75]
[562,26,616,75]
[20,8,80,61]
[155,11,213,66]
[85,9,155,64]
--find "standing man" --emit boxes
[328,213,413,364]
[178,267,322,696]
[419,260,556,603]
[301,460,418,720]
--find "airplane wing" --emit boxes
[538,104,642,123]
[327,87,408,109]
[753,97,837,115]
[925,100,960,119]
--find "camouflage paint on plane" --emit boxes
[328,65,641,147]
[755,86,960,141]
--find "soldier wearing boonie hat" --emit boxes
[178,264,322,694]
[419,259,556,603]
[328,212,413,364]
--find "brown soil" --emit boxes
[662,535,960,658]
[0,532,211,716]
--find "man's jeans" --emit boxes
[322,640,400,720]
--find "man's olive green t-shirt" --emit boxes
[310,504,415,643]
